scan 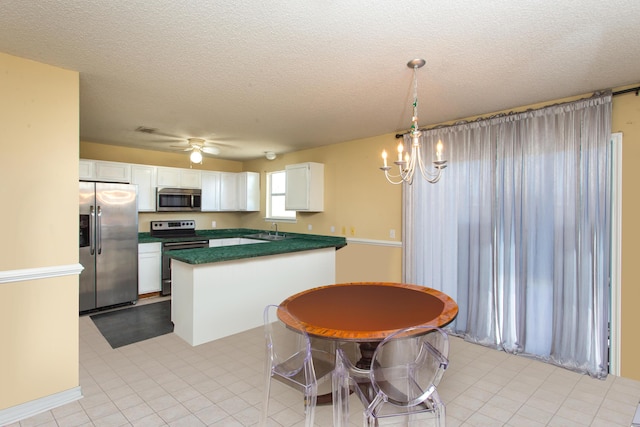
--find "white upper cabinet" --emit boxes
[237,172,260,211]
[79,159,256,212]
[156,167,180,187]
[180,169,201,189]
[79,159,131,183]
[157,167,201,189]
[79,159,94,180]
[131,165,157,212]
[219,172,238,211]
[285,162,324,211]
[201,171,221,212]
[201,171,260,212]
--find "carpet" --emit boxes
[90,300,173,349]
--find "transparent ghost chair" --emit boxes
[260,304,335,427]
[333,326,449,426]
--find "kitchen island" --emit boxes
[149,229,346,346]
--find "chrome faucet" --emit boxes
[271,222,279,236]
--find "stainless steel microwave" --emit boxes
[156,188,201,211]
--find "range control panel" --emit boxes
[150,220,197,237]
[150,220,196,231]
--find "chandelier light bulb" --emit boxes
[397,142,404,162]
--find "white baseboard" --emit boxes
[0,387,82,425]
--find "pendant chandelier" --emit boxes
[380,59,447,185]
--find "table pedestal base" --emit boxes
[356,342,379,370]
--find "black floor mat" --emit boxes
[90,300,173,348]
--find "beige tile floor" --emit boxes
[9,298,640,426]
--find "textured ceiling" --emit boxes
[1,1,639,161]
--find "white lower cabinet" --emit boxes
[138,242,162,294]
[209,238,267,247]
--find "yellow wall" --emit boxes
[82,134,406,282]
[4,48,639,422]
[241,134,404,283]
[335,243,402,283]
[80,140,243,171]
[0,53,80,409]
[82,89,640,380]
[613,87,640,379]
[242,134,402,240]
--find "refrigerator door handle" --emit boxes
[97,205,102,255]
[90,205,96,255]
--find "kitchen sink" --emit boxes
[244,232,292,241]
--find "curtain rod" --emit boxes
[612,86,640,96]
[395,88,638,138]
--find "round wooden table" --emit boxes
[279,281,458,368]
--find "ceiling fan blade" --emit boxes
[205,140,240,150]
[135,127,184,140]
[202,146,221,155]
[143,138,180,144]
[170,145,193,151]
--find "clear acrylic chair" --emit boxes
[260,304,335,427]
[333,326,449,427]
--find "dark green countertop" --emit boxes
[138,228,347,265]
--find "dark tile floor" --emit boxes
[90,300,173,348]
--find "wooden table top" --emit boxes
[279,282,458,342]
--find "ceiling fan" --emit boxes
[171,138,220,163]
[135,126,224,163]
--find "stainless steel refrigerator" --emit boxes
[79,182,139,312]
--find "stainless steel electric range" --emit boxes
[150,220,208,296]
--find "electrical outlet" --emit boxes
[330,226,335,233]
[211,221,216,228]
[308,224,313,231]
[350,226,356,236]
[390,229,395,239]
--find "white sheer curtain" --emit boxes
[404,92,612,377]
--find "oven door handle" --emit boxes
[163,241,209,249]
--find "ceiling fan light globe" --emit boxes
[190,150,203,163]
